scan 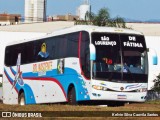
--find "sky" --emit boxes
[0,0,160,21]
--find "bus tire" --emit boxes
[18,92,26,105]
[68,87,77,105]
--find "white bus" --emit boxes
[3,25,151,105]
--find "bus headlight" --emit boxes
[92,85,108,91]
[137,88,147,92]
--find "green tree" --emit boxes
[75,7,127,28]
[85,11,95,22]
[110,16,126,28]
[93,8,126,28]
[93,7,110,26]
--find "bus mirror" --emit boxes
[153,56,158,65]
[149,48,158,65]
[89,44,96,60]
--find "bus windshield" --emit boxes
[92,32,148,83]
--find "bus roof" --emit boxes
[6,25,143,46]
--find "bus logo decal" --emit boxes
[120,87,124,91]
[33,61,52,76]
[57,59,64,74]
[38,43,49,58]
[12,53,24,89]
[125,84,142,89]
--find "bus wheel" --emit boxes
[18,93,26,105]
[68,87,77,105]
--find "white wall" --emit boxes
[145,36,160,90]
[0,22,10,26]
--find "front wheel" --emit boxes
[68,87,77,105]
[18,93,26,105]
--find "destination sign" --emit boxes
[95,36,117,46]
[92,33,119,47]
[123,36,143,48]
[92,33,146,50]
[121,35,145,49]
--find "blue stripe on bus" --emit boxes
[10,67,16,75]
[8,67,90,102]
[23,67,90,101]
[4,68,36,104]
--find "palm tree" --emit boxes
[113,16,126,28]
[107,16,126,28]
[74,11,95,25]
[93,8,127,28]
[85,11,94,21]
[76,7,127,28]
[93,7,110,26]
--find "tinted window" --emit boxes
[92,33,121,81]
[91,32,148,83]
[80,31,90,78]
[120,34,148,82]
[67,32,79,57]
[5,32,80,66]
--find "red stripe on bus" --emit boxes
[23,77,67,101]
[78,32,90,80]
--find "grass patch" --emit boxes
[0,102,160,111]
[145,100,160,104]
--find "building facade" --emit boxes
[25,0,46,23]
[48,14,79,21]
[0,13,21,26]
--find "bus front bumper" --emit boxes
[90,91,147,102]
